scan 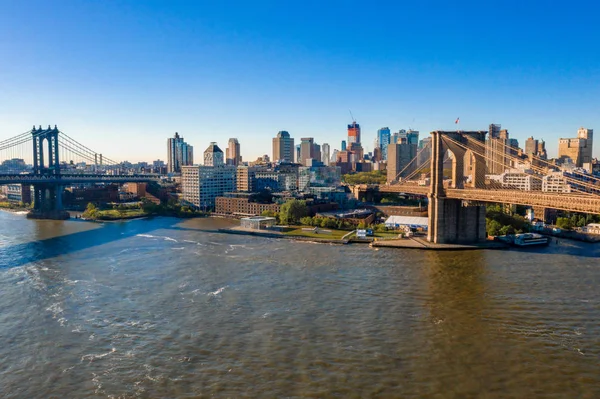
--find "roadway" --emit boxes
[375,184,600,214]
[0,173,159,185]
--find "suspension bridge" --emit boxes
[358,130,600,244]
[0,125,157,218]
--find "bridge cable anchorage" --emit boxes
[445,134,599,195]
[459,134,600,194]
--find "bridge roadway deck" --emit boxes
[0,174,158,185]
[375,184,600,214]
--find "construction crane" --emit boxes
[348,110,355,123]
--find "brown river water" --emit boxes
[0,211,599,398]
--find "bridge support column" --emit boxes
[428,197,487,244]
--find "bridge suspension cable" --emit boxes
[448,134,600,195]
[460,134,600,193]
[391,140,432,183]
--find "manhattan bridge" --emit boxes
[0,125,156,216]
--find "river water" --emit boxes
[0,211,599,398]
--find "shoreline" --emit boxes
[217,226,510,250]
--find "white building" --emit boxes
[181,165,236,210]
[585,223,600,235]
[499,171,542,191]
[542,172,571,193]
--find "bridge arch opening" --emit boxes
[41,137,49,170]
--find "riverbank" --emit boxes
[218,226,512,250]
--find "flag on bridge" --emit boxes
[455,117,460,124]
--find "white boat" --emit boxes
[513,233,549,247]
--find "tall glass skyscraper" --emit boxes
[376,127,391,160]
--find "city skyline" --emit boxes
[1,1,600,162]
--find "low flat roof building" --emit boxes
[384,215,428,230]
[240,216,277,230]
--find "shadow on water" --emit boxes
[0,217,189,269]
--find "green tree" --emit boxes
[300,216,313,226]
[82,203,98,220]
[486,219,502,236]
[499,225,515,236]
[556,217,574,230]
[279,199,308,225]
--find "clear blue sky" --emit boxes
[1,0,599,162]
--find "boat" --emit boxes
[513,233,549,247]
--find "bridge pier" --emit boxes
[428,196,487,244]
[427,130,488,244]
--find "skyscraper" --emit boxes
[387,139,418,183]
[167,132,193,173]
[226,138,241,166]
[348,121,361,145]
[321,143,330,165]
[300,138,315,166]
[376,127,391,160]
[203,142,224,167]
[525,136,539,156]
[486,124,510,174]
[341,140,347,151]
[272,131,295,163]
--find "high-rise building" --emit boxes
[417,137,432,168]
[525,136,539,156]
[181,164,236,210]
[406,130,419,146]
[167,132,193,173]
[226,138,241,166]
[313,143,321,166]
[321,143,330,165]
[341,140,347,151]
[348,121,361,145]
[387,140,418,183]
[578,127,594,166]
[376,127,391,160]
[295,144,301,164]
[558,128,593,168]
[486,124,511,174]
[300,137,315,166]
[203,142,224,167]
[272,131,295,163]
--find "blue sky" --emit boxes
[1,0,599,162]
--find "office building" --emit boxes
[167,132,193,173]
[181,164,236,210]
[348,121,361,145]
[299,137,315,166]
[542,172,571,193]
[387,140,418,183]
[321,143,330,166]
[226,138,241,166]
[417,137,432,167]
[558,128,594,168]
[486,124,511,174]
[272,131,295,163]
[236,166,265,192]
[376,127,391,160]
[203,142,224,167]
[341,140,347,151]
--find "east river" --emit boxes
[0,211,599,398]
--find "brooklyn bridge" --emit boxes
[354,130,600,244]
